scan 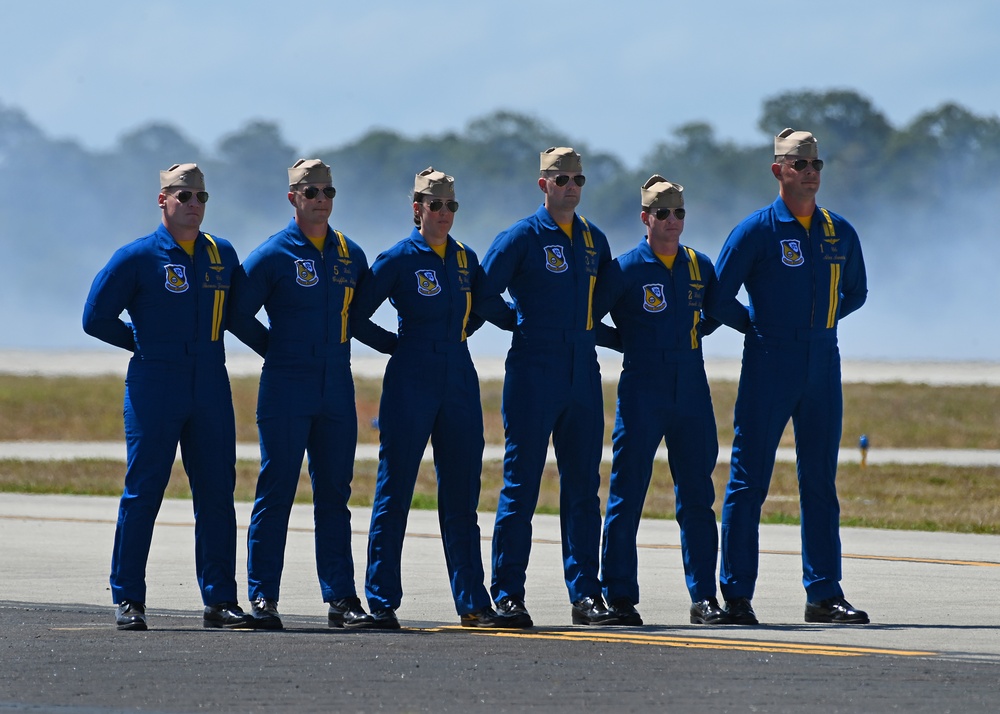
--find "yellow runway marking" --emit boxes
[425,626,937,658]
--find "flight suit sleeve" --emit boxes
[709,227,753,333]
[838,230,868,320]
[472,229,522,330]
[593,259,625,352]
[350,255,398,355]
[227,259,271,358]
[82,256,138,352]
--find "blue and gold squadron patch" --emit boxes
[642,283,667,313]
[780,239,805,267]
[415,269,442,296]
[543,245,569,273]
[164,264,189,293]
[295,259,320,287]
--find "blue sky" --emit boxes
[4,1,999,166]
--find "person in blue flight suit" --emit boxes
[83,163,253,631]
[228,159,396,630]
[709,129,869,625]
[475,147,622,627]
[594,176,728,626]
[354,167,516,630]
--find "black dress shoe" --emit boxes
[461,606,514,628]
[369,609,401,630]
[328,596,375,629]
[724,597,759,625]
[805,597,870,624]
[571,594,620,625]
[690,597,730,624]
[495,596,533,628]
[250,597,283,630]
[203,602,254,629]
[115,600,147,631]
[607,597,643,626]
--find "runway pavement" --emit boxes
[2,493,999,712]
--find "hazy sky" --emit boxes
[5,1,1000,166]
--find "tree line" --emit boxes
[2,88,998,348]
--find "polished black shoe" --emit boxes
[571,594,620,625]
[690,597,730,624]
[495,596,533,628]
[460,606,514,628]
[115,600,147,631]
[203,602,254,629]
[724,597,759,625]
[805,597,870,624]
[250,597,283,630]
[607,597,643,626]
[369,608,401,630]
[328,596,375,629]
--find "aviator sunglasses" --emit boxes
[653,207,686,220]
[174,190,209,204]
[787,159,824,172]
[552,174,586,187]
[425,199,460,213]
[302,186,336,199]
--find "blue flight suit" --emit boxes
[83,224,241,606]
[476,205,612,604]
[710,197,867,602]
[353,228,511,616]
[595,239,721,606]
[228,219,394,605]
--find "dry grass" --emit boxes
[2,375,999,449]
[2,458,998,534]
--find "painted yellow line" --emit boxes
[425,626,937,658]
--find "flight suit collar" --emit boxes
[536,204,576,233]
[285,218,333,248]
[155,223,204,253]
[407,226,455,255]
[774,196,818,223]
[635,236,690,267]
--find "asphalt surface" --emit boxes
[3,494,1000,713]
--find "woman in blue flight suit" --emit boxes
[353,167,514,629]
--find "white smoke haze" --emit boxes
[2,113,997,365]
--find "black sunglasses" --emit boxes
[174,190,209,204]
[788,159,824,172]
[425,199,459,213]
[653,207,686,220]
[553,174,586,187]
[303,186,336,199]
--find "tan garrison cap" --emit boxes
[413,167,455,198]
[540,146,583,172]
[288,158,332,186]
[774,128,818,158]
[160,163,205,191]
[641,175,684,210]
